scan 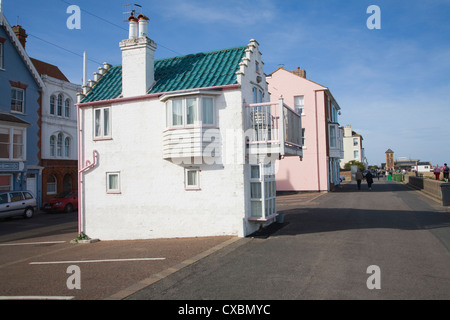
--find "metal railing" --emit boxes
[245,98,302,155]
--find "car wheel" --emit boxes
[23,208,34,219]
[64,203,73,213]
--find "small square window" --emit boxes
[106,172,120,193]
[185,168,200,190]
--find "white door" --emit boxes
[27,174,37,197]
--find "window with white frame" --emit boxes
[47,175,57,195]
[329,125,336,148]
[57,94,63,116]
[0,127,25,160]
[294,95,304,115]
[57,133,63,157]
[185,168,200,190]
[50,135,55,156]
[11,88,24,113]
[353,138,358,146]
[94,107,111,139]
[249,163,276,219]
[106,172,120,193]
[166,96,215,128]
[50,95,56,115]
[354,150,359,159]
[64,137,70,157]
[253,87,263,103]
[65,99,71,118]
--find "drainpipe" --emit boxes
[77,104,98,235]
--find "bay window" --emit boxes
[0,127,25,160]
[166,96,215,128]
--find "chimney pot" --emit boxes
[128,14,139,39]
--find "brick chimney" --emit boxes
[12,25,27,49]
[291,67,306,79]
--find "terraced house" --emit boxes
[76,13,302,240]
[0,10,43,200]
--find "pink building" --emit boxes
[267,67,343,192]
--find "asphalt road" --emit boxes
[127,180,450,300]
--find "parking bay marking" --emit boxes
[30,257,166,265]
[0,241,66,246]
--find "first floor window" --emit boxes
[329,125,336,148]
[185,168,200,190]
[301,128,306,147]
[50,136,55,156]
[94,107,111,138]
[11,88,24,113]
[354,150,359,159]
[64,137,70,157]
[106,172,120,193]
[166,96,216,128]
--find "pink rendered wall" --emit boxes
[268,68,330,191]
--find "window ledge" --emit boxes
[248,213,278,222]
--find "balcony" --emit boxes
[245,99,302,158]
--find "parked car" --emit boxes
[0,191,37,219]
[42,191,78,213]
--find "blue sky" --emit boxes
[2,0,449,167]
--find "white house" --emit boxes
[76,14,302,240]
[340,124,367,168]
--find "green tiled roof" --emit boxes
[81,46,247,103]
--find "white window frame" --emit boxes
[249,163,276,220]
[57,94,63,116]
[65,98,71,118]
[106,172,121,194]
[185,168,200,190]
[47,175,57,195]
[166,96,216,128]
[329,125,336,148]
[11,87,25,113]
[93,106,112,139]
[50,95,56,115]
[294,95,304,115]
[0,126,26,161]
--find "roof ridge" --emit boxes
[155,45,248,62]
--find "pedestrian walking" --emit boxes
[355,170,363,190]
[443,163,449,183]
[365,170,374,190]
[434,165,441,180]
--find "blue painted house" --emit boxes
[0,10,44,203]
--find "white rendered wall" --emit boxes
[41,75,80,160]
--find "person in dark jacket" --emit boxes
[365,171,374,190]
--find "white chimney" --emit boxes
[120,13,157,97]
[138,14,149,38]
[128,14,138,39]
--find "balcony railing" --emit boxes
[245,98,302,157]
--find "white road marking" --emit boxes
[0,296,74,300]
[0,241,66,246]
[30,257,166,265]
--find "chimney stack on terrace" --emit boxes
[119,12,157,98]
